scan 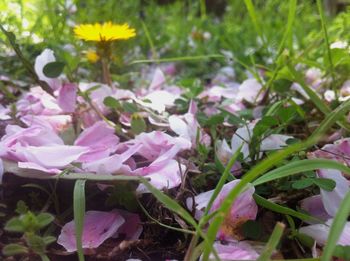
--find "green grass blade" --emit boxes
[253,159,350,186]
[73,180,86,261]
[257,222,285,261]
[321,190,350,261]
[243,0,264,43]
[128,54,224,65]
[141,20,157,60]
[277,0,297,56]
[254,194,320,222]
[316,0,336,84]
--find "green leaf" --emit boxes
[296,233,315,248]
[36,213,54,229]
[106,183,138,211]
[258,116,279,127]
[43,62,65,78]
[313,178,336,191]
[273,79,292,93]
[321,190,350,260]
[73,180,86,261]
[292,178,314,190]
[333,245,350,260]
[26,233,46,254]
[203,114,225,127]
[5,217,24,232]
[42,236,56,245]
[2,244,28,256]
[103,96,121,109]
[242,220,262,240]
[122,102,138,113]
[15,200,28,215]
[131,115,147,135]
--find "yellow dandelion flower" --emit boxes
[86,50,100,63]
[74,22,136,42]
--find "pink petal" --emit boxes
[140,90,178,113]
[149,68,166,89]
[231,124,254,160]
[300,195,331,223]
[21,115,71,132]
[299,219,350,246]
[58,83,77,113]
[17,161,61,174]
[187,180,257,240]
[133,131,191,161]
[113,209,143,240]
[136,160,184,193]
[236,78,263,104]
[57,210,125,252]
[206,241,259,260]
[169,115,190,139]
[82,144,141,174]
[188,100,198,115]
[21,145,89,168]
[0,158,3,184]
[317,169,350,217]
[261,134,292,151]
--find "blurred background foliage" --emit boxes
[1,0,350,83]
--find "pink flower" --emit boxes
[0,124,88,173]
[74,121,119,162]
[81,143,142,174]
[81,131,190,192]
[187,180,257,240]
[15,87,72,131]
[57,210,142,252]
[132,131,191,161]
[17,87,62,117]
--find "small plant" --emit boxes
[2,201,56,261]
